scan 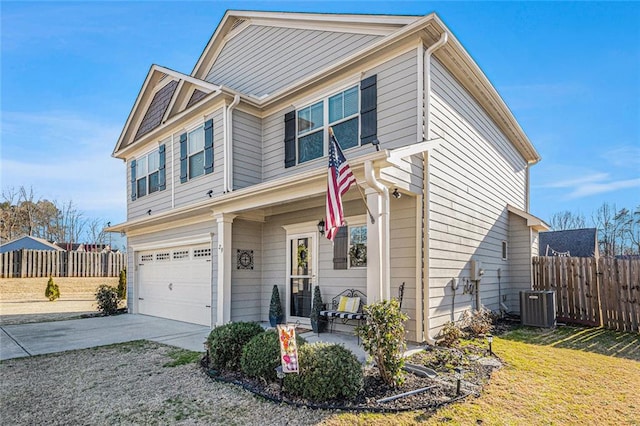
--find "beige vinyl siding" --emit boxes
[389,195,417,339]
[260,200,367,323]
[427,59,528,333]
[233,111,262,190]
[231,219,263,322]
[261,49,418,182]
[205,25,381,97]
[127,137,173,221]
[174,108,225,207]
[508,212,533,313]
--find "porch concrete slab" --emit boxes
[299,330,368,362]
[0,314,210,361]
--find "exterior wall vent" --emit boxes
[520,290,556,328]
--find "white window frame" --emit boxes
[135,148,160,199]
[187,125,205,180]
[295,84,360,164]
[346,216,367,269]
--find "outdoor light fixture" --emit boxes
[275,365,285,395]
[147,209,152,215]
[454,367,463,396]
[487,334,494,356]
[317,219,325,236]
[392,188,401,199]
[206,190,213,197]
[371,138,381,151]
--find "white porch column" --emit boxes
[365,187,391,303]
[214,213,236,325]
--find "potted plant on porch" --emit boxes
[269,285,284,327]
[310,286,327,334]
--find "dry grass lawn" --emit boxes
[321,326,640,425]
[0,277,118,324]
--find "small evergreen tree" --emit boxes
[310,286,326,333]
[269,285,283,326]
[117,268,127,300]
[44,276,60,301]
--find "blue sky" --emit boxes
[1,1,639,238]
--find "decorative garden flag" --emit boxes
[277,324,299,373]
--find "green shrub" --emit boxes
[437,321,464,347]
[44,276,60,301]
[461,308,495,337]
[356,298,408,387]
[207,322,264,372]
[117,268,127,300]
[240,330,307,381]
[284,343,363,402]
[95,285,119,315]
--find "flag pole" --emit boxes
[328,127,376,224]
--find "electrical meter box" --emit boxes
[470,260,483,281]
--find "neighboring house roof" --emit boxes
[54,242,84,251]
[113,10,540,164]
[0,236,65,254]
[539,228,599,257]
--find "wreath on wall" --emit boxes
[349,243,367,267]
[297,244,308,269]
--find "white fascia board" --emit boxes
[153,65,220,92]
[387,138,444,166]
[129,234,213,251]
[107,150,390,234]
[507,204,550,231]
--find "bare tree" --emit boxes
[549,210,587,231]
[86,218,107,246]
[626,206,640,255]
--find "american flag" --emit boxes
[325,128,356,240]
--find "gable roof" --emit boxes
[539,228,599,257]
[113,65,221,156]
[0,235,65,254]
[113,10,540,164]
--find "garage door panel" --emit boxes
[137,245,212,326]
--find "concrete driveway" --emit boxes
[0,314,211,361]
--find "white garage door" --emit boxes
[137,245,212,326]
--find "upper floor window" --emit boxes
[180,118,214,183]
[136,150,160,197]
[131,144,165,201]
[284,75,377,169]
[297,85,359,164]
[188,126,205,179]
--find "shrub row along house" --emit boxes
[107,10,548,341]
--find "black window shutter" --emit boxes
[284,111,296,168]
[158,144,166,190]
[332,226,348,270]
[179,132,188,183]
[204,119,214,174]
[130,160,137,201]
[360,75,377,145]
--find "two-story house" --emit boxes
[108,10,548,343]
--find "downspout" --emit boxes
[364,160,390,301]
[422,32,448,344]
[224,94,241,193]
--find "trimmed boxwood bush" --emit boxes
[207,322,264,372]
[240,330,307,382]
[284,342,363,402]
[95,284,119,315]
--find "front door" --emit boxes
[287,233,316,322]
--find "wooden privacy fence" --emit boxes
[533,256,640,333]
[0,249,125,278]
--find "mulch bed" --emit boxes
[201,342,502,413]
